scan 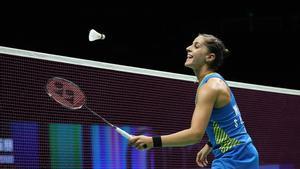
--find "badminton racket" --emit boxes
[45,77,133,140]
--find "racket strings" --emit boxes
[47,78,86,109]
[53,81,76,105]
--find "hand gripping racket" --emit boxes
[45,77,133,140]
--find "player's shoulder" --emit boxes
[202,77,227,93]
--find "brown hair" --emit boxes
[199,34,230,70]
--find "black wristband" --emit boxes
[207,141,212,147]
[152,136,162,147]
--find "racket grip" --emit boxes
[115,127,132,140]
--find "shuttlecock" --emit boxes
[89,29,105,41]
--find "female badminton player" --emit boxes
[129,33,259,168]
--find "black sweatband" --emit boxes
[152,136,162,147]
[207,141,212,147]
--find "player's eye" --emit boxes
[195,43,201,49]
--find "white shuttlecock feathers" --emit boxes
[89,29,105,41]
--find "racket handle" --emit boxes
[115,127,132,140]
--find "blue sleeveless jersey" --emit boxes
[198,73,253,158]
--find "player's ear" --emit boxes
[206,53,216,63]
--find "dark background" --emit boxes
[1,3,299,90]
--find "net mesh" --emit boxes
[1,51,300,168]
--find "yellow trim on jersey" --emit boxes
[213,121,241,153]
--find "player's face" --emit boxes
[185,36,210,70]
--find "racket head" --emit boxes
[46,77,86,110]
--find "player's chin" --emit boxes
[184,61,193,68]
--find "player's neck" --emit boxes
[195,67,214,83]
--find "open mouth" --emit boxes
[187,54,193,59]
